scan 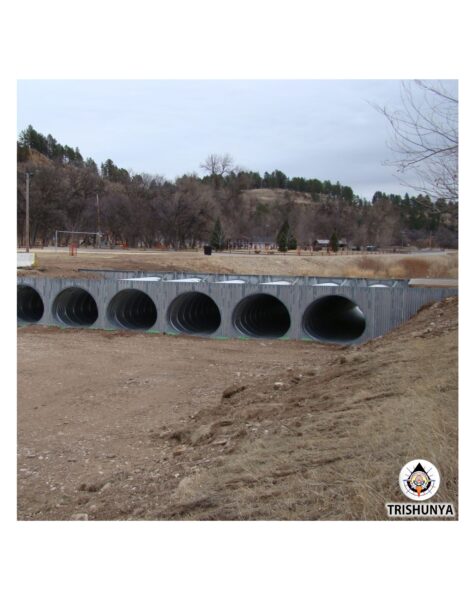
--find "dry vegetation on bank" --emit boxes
[18,297,458,521]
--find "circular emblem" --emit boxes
[399,459,440,501]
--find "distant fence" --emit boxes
[16,243,452,256]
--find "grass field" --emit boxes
[19,248,458,280]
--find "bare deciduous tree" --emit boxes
[200,153,235,177]
[378,80,458,202]
[157,177,213,248]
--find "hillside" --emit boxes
[17,126,458,250]
[242,188,314,206]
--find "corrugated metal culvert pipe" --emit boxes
[17,285,44,323]
[167,292,221,334]
[302,295,366,342]
[107,289,157,330]
[232,293,291,338]
[52,287,98,327]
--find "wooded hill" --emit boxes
[17,126,458,249]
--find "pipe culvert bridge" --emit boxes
[107,289,157,330]
[17,285,44,322]
[303,295,366,342]
[167,292,221,334]
[233,293,291,338]
[17,272,458,343]
[53,287,99,327]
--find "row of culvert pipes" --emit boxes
[17,273,457,344]
[18,284,366,342]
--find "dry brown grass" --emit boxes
[89,298,457,520]
[159,297,457,521]
[21,249,458,280]
[343,253,458,280]
[395,257,431,277]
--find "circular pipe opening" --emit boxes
[233,293,291,338]
[17,285,44,322]
[303,295,366,342]
[53,287,98,327]
[167,292,221,335]
[107,289,157,330]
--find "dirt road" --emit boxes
[17,297,458,520]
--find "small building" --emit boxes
[313,239,330,250]
[312,238,347,250]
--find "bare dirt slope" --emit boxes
[18,249,458,280]
[17,297,458,520]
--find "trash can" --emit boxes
[204,245,212,256]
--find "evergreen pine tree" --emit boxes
[210,218,225,251]
[330,230,339,252]
[276,220,290,252]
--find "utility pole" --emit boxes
[96,193,102,248]
[25,172,32,252]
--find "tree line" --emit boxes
[17,126,458,250]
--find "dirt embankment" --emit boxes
[17,297,458,520]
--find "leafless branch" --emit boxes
[376,80,458,202]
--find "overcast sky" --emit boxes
[17,79,446,201]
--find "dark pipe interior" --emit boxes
[53,287,98,326]
[17,285,44,322]
[303,295,366,342]
[107,289,157,330]
[167,292,221,334]
[233,294,291,338]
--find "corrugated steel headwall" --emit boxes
[17,272,457,345]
